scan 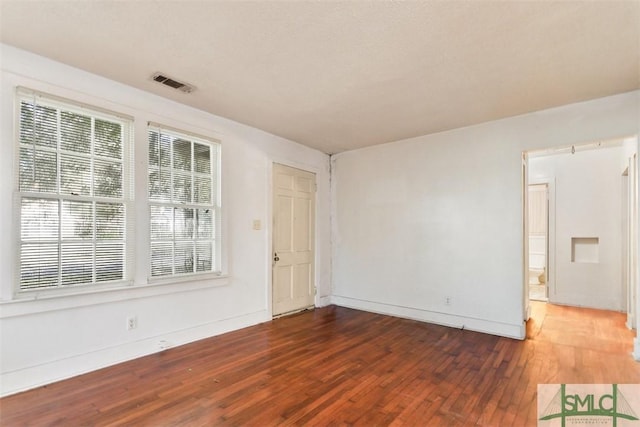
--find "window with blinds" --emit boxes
[17,89,132,291]
[148,125,221,278]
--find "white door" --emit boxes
[272,163,316,316]
[528,183,549,301]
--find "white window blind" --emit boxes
[148,124,221,278]
[17,89,133,291]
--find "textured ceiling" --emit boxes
[1,1,638,154]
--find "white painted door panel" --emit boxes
[273,164,315,316]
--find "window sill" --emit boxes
[0,275,230,318]
[147,271,225,286]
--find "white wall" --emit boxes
[530,146,632,310]
[0,45,331,396]
[331,90,640,339]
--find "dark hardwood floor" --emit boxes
[1,302,638,426]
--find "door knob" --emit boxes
[274,253,280,262]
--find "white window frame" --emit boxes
[147,123,222,282]
[14,88,135,295]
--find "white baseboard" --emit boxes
[0,309,269,397]
[626,312,635,330]
[330,295,525,340]
[317,295,332,307]
[550,294,623,312]
[634,338,640,361]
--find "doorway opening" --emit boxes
[523,137,638,331]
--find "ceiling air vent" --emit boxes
[151,73,195,93]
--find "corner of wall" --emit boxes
[317,296,332,307]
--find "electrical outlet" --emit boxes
[126,316,137,330]
[445,296,452,306]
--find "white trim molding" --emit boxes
[317,295,332,307]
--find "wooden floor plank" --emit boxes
[1,302,638,426]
